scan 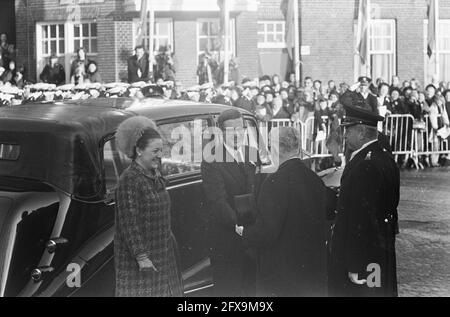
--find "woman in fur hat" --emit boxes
[115,116,182,297]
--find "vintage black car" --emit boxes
[0,98,340,297]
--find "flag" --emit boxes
[136,0,148,47]
[356,0,369,65]
[281,0,295,60]
[427,0,437,58]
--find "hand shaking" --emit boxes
[235,225,244,237]
[348,272,367,285]
[138,258,158,272]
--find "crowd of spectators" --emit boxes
[1,41,449,168]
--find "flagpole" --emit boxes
[149,2,155,82]
[435,0,439,80]
[366,0,371,77]
[223,0,230,84]
[293,0,300,87]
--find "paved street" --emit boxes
[397,167,450,297]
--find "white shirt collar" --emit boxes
[350,139,378,162]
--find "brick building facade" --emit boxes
[12,0,450,87]
[299,0,450,86]
[14,0,261,86]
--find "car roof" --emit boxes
[0,98,252,201]
[0,98,239,124]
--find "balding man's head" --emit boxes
[270,126,302,165]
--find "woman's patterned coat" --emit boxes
[115,161,182,297]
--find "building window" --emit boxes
[40,24,65,56]
[369,19,396,83]
[424,19,450,83]
[73,23,98,54]
[257,21,286,49]
[197,19,235,61]
[133,18,174,54]
[438,21,450,82]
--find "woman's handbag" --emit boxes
[437,127,450,140]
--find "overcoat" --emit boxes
[243,158,328,297]
[127,54,150,83]
[329,141,400,297]
[115,161,182,297]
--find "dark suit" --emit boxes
[243,158,328,296]
[127,54,149,83]
[329,141,400,297]
[201,146,258,296]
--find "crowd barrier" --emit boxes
[258,117,336,160]
[411,115,450,168]
[260,114,450,170]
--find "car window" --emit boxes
[103,117,211,194]
[159,118,210,177]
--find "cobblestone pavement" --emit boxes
[397,167,450,297]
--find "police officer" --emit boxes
[328,103,400,297]
[341,77,378,114]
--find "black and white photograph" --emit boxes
[0,0,449,300]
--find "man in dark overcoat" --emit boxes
[240,126,328,297]
[201,109,259,296]
[328,103,400,297]
[128,45,150,83]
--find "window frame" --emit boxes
[72,22,98,55]
[35,20,98,84]
[369,19,397,83]
[196,18,236,61]
[132,17,174,55]
[257,20,286,49]
[424,19,450,83]
[36,22,66,58]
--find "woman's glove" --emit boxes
[136,254,158,272]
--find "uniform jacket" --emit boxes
[243,158,328,296]
[329,141,400,297]
[341,90,378,114]
[115,161,182,297]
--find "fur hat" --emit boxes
[116,116,159,159]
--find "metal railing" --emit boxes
[259,114,450,170]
